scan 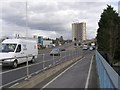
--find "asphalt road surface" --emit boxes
[1,50,76,72]
[0,48,81,88]
[34,50,99,88]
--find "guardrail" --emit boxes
[0,48,82,88]
[96,50,120,89]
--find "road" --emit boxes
[34,50,98,88]
[1,42,74,72]
[0,47,81,88]
[0,42,96,88]
[1,49,76,71]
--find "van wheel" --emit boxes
[13,61,17,68]
[31,57,35,63]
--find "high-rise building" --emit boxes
[118,1,120,16]
[72,22,86,42]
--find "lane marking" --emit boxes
[57,63,59,65]
[1,61,44,75]
[1,50,77,74]
[9,83,19,88]
[41,57,85,89]
[44,67,47,70]
[32,70,42,75]
[85,56,93,88]
[25,75,31,80]
[49,64,52,67]
[0,76,26,88]
[35,71,39,74]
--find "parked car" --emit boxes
[0,38,38,68]
[50,48,60,56]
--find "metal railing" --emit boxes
[0,48,82,88]
[96,50,120,89]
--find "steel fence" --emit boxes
[0,48,81,88]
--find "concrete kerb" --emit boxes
[12,56,82,88]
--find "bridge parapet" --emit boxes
[96,50,120,89]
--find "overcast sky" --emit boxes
[0,0,119,40]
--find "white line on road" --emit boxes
[85,56,93,89]
[49,64,52,67]
[9,83,19,88]
[41,57,85,89]
[0,76,26,89]
[1,61,43,75]
[44,67,47,70]
[35,71,39,74]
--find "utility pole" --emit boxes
[26,0,28,38]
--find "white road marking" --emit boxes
[85,56,93,88]
[24,75,31,80]
[9,83,19,88]
[0,76,26,88]
[35,71,39,74]
[33,70,42,75]
[49,64,52,67]
[57,63,60,65]
[1,61,43,75]
[41,57,85,89]
[44,67,47,70]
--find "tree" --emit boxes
[114,16,120,61]
[97,5,120,65]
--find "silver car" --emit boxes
[50,48,60,56]
[89,46,93,50]
[83,45,88,50]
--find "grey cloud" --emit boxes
[2,2,26,27]
[2,15,26,27]
[58,2,106,11]
[28,2,59,13]
[1,1,116,39]
[28,22,66,31]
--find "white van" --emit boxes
[0,38,38,68]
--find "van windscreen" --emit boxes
[0,43,17,53]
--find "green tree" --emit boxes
[114,16,120,61]
[97,5,120,65]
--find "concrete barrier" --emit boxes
[12,56,82,88]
